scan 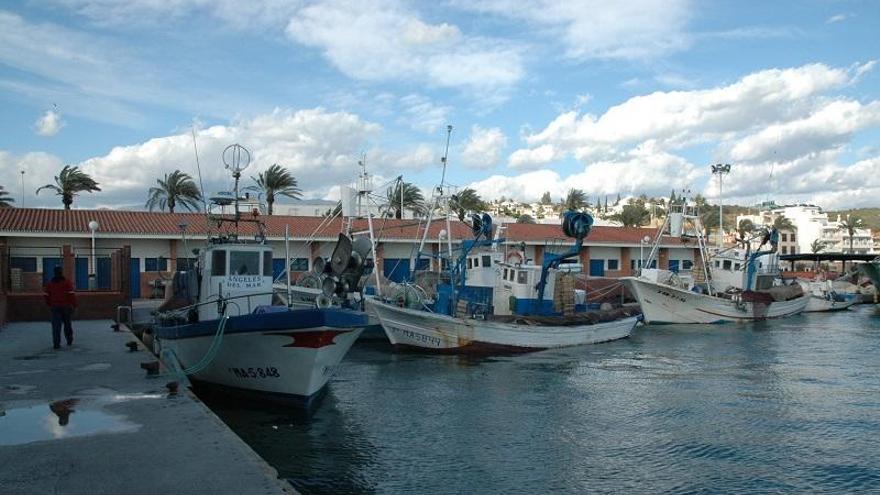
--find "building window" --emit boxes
[790,234,796,242]
[177,257,197,271]
[144,257,168,272]
[10,257,37,272]
[607,259,619,270]
[781,246,788,254]
[781,233,788,242]
[289,258,309,271]
[682,260,693,270]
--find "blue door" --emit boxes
[96,257,111,289]
[383,258,411,282]
[130,258,141,298]
[75,258,89,289]
[668,259,680,273]
[589,259,605,277]
[273,259,287,280]
[42,257,63,284]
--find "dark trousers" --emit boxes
[51,306,74,347]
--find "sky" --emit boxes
[1,0,879,212]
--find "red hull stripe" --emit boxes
[276,330,349,348]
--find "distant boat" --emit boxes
[798,280,857,313]
[623,197,809,324]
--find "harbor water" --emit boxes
[203,305,880,494]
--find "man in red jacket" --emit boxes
[43,266,77,349]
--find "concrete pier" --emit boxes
[0,319,294,495]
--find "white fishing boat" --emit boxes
[622,196,808,324]
[154,144,369,406]
[797,280,857,312]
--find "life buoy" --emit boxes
[506,250,524,265]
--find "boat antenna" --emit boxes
[191,125,208,213]
[222,143,251,231]
[439,124,453,191]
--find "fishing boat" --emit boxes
[153,144,369,406]
[622,197,809,324]
[798,280,857,312]
[859,257,880,304]
[365,211,640,353]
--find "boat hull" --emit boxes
[623,277,809,324]
[804,296,856,313]
[365,297,638,353]
[155,308,366,402]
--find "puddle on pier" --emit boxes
[0,391,163,446]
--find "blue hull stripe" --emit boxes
[156,308,369,340]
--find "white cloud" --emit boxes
[826,14,849,24]
[398,95,451,133]
[34,108,65,136]
[285,0,523,91]
[0,151,65,207]
[459,0,692,60]
[460,125,507,169]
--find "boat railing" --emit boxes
[159,291,279,320]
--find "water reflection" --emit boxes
[208,306,880,494]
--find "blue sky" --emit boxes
[1,0,878,210]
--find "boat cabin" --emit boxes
[197,242,274,321]
[492,261,585,316]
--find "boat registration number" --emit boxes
[227,367,280,379]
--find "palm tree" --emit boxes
[810,239,827,271]
[773,215,795,231]
[450,188,486,221]
[838,216,863,273]
[249,164,301,215]
[145,170,203,213]
[36,165,101,209]
[385,181,424,219]
[0,185,14,207]
[737,219,756,241]
[560,188,588,214]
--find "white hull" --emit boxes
[159,325,362,400]
[804,296,856,313]
[365,297,638,352]
[623,277,809,324]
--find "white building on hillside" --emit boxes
[738,204,874,255]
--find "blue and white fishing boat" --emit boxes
[154,144,369,405]
[623,197,808,324]
[365,211,640,353]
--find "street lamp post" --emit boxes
[639,235,651,276]
[711,163,731,248]
[88,220,99,289]
[20,170,25,207]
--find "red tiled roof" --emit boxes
[502,223,684,245]
[0,208,474,240]
[0,208,685,246]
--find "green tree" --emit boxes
[737,219,756,240]
[838,216,864,272]
[810,239,827,254]
[560,188,588,213]
[0,185,14,207]
[611,203,651,227]
[145,170,202,213]
[450,188,486,221]
[516,214,536,224]
[773,215,795,231]
[386,181,425,219]
[36,165,100,210]
[248,164,301,215]
[540,191,552,205]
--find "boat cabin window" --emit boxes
[503,268,509,280]
[734,263,741,271]
[517,270,527,284]
[715,260,720,268]
[263,251,272,277]
[230,251,260,276]
[482,255,492,267]
[723,260,732,270]
[468,258,473,269]
[211,250,226,276]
